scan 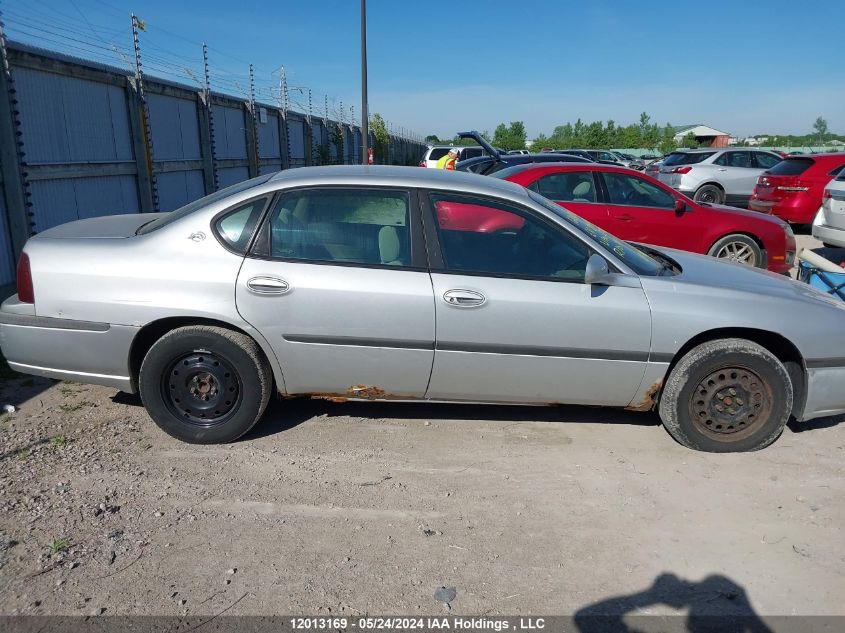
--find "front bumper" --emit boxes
[0,295,137,391]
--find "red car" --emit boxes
[489,163,795,274]
[749,153,845,224]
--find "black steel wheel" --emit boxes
[693,184,724,205]
[162,352,242,427]
[139,326,272,444]
[659,338,792,452]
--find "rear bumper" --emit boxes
[811,222,845,248]
[800,364,845,421]
[0,295,137,391]
[751,197,818,224]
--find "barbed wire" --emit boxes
[3,4,423,141]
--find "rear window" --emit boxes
[427,148,451,162]
[663,152,715,166]
[837,167,845,181]
[828,163,845,177]
[766,157,814,176]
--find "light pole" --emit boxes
[360,0,369,165]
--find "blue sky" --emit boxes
[6,0,844,139]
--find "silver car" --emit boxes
[2,166,844,452]
[658,148,782,206]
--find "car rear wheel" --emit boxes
[708,234,762,267]
[658,338,792,452]
[139,326,272,444]
[693,184,724,204]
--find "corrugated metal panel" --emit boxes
[259,162,281,176]
[31,177,139,232]
[14,67,133,164]
[156,170,205,212]
[288,119,305,165]
[0,186,16,286]
[147,93,201,160]
[217,167,250,188]
[211,104,247,159]
[343,129,352,163]
[311,122,325,148]
[258,112,281,159]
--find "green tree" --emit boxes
[370,113,390,164]
[493,121,528,151]
[425,134,441,144]
[680,132,699,149]
[658,123,677,155]
[813,116,828,144]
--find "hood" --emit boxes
[646,247,845,310]
[33,213,165,239]
[697,202,785,226]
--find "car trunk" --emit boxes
[33,213,165,239]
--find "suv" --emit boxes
[812,165,845,247]
[419,145,487,168]
[657,148,782,207]
[750,153,845,225]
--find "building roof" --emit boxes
[673,124,730,140]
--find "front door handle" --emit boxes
[717,168,728,171]
[443,289,486,307]
[615,213,633,221]
[247,276,290,295]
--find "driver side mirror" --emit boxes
[584,253,610,285]
[674,198,687,214]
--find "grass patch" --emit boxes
[47,538,70,554]
[16,448,30,460]
[49,435,67,448]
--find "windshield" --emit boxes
[137,174,274,235]
[527,190,663,276]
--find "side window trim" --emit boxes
[247,185,427,271]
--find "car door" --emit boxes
[599,171,706,252]
[235,186,435,398]
[526,170,609,226]
[421,191,652,406]
[714,151,759,202]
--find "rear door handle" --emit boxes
[247,276,290,295]
[443,289,486,307]
[615,213,633,221]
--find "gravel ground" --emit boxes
[0,232,843,619]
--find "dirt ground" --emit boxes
[0,233,843,621]
[0,372,843,619]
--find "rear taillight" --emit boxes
[419,160,426,167]
[16,252,34,304]
[671,166,692,174]
[822,189,831,200]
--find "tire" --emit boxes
[707,233,763,268]
[658,338,792,452]
[693,184,724,204]
[139,326,272,444]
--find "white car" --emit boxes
[812,169,845,247]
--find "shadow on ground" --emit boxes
[574,572,774,632]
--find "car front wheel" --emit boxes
[708,234,762,267]
[139,326,272,444]
[658,338,792,452]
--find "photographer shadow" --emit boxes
[574,573,773,633]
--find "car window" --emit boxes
[214,198,268,253]
[532,172,597,202]
[461,147,483,160]
[715,151,752,168]
[663,152,715,166]
[268,188,410,266]
[753,153,782,169]
[828,163,845,177]
[837,166,845,181]
[430,193,592,281]
[766,157,814,176]
[427,148,450,162]
[603,172,675,209]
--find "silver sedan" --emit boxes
[2,166,844,452]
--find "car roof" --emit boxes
[266,164,529,197]
[495,162,637,175]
